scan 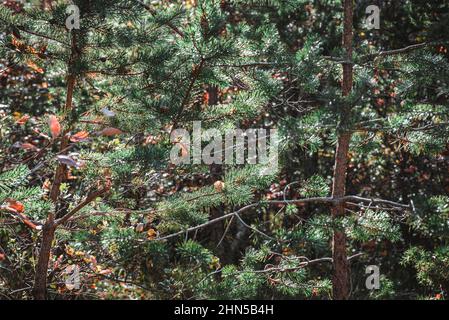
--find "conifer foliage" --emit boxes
[0,0,449,300]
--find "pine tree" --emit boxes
[0,0,448,300]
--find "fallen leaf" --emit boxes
[202,91,210,105]
[66,169,77,180]
[11,36,25,51]
[147,229,157,240]
[70,131,89,143]
[99,127,123,136]
[144,135,161,145]
[42,179,51,190]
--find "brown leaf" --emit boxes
[70,131,89,143]
[99,127,123,136]
[147,229,157,240]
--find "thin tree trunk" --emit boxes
[32,221,55,300]
[32,33,77,298]
[331,0,353,300]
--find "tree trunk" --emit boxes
[32,35,77,298]
[331,0,353,300]
[32,221,55,300]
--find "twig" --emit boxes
[216,215,234,248]
[235,213,280,242]
[136,0,184,37]
[54,183,111,227]
[360,41,446,61]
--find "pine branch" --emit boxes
[136,0,184,37]
[14,26,70,47]
[198,253,365,285]
[153,195,410,241]
[250,253,365,274]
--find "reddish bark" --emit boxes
[32,221,55,300]
[331,0,353,300]
[32,35,78,299]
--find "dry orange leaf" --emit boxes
[70,131,89,143]
[66,246,75,256]
[0,253,5,261]
[202,91,210,105]
[99,127,123,136]
[6,199,25,213]
[48,115,61,138]
[147,229,157,240]
[144,135,161,145]
[86,72,100,79]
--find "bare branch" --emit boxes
[153,196,410,241]
[360,41,447,61]
[55,183,111,227]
